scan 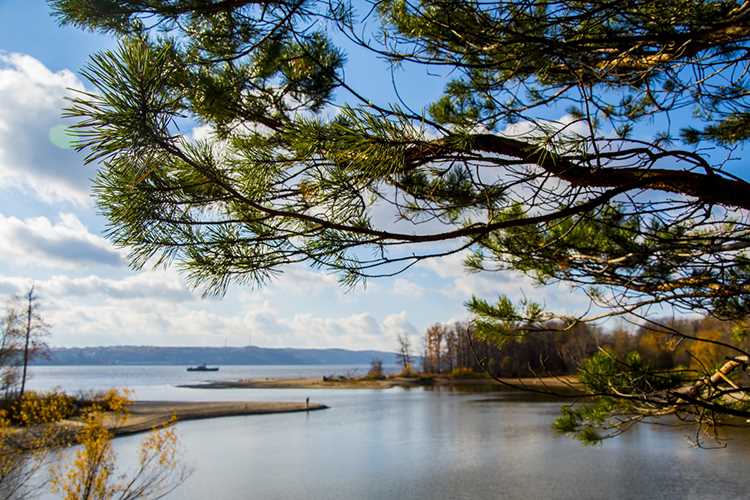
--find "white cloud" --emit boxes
[270,266,340,295]
[421,251,592,315]
[236,264,381,305]
[418,252,513,297]
[190,124,214,142]
[382,310,419,345]
[420,251,467,280]
[0,270,195,306]
[392,278,425,298]
[500,113,590,147]
[52,273,190,302]
[240,308,416,350]
[0,212,124,268]
[0,269,413,350]
[46,298,410,350]
[243,308,409,350]
[0,52,91,204]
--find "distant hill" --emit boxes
[35,346,401,366]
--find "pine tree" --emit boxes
[50,0,750,441]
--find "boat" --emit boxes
[186,364,220,372]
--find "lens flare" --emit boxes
[48,124,74,150]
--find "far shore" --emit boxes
[177,375,586,395]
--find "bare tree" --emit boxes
[0,308,22,399]
[395,333,412,370]
[1,286,50,399]
[366,359,384,380]
[423,324,446,373]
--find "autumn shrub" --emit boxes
[0,392,74,499]
[366,359,385,380]
[1,387,186,500]
[449,367,485,379]
[4,391,77,426]
[0,388,134,428]
[51,413,189,500]
[399,363,416,377]
[67,388,134,420]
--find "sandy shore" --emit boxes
[7,400,328,447]
[116,401,327,435]
[178,375,585,395]
[178,377,404,390]
[54,401,328,438]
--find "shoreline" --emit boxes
[177,375,585,395]
[60,401,328,438]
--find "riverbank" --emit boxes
[178,375,586,395]
[111,401,328,435]
[5,400,328,450]
[44,401,327,439]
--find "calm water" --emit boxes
[26,366,750,500]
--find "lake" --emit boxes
[25,365,750,500]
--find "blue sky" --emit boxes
[0,1,596,349]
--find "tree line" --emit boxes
[419,321,599,377]
[419,316,750,380]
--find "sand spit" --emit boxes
[104,401,328,436]
[178,375,585,395]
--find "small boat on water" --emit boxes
[186,364,220,372]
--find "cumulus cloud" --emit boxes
[0,267,415,349]
[242,307,414,350]
[421,251,592,314]
[236,264,381,305]
[382,310,419,347]
[0,270,194,303]
[0,212,124,268]
[0,52,91,204]
[425,253,527,297]
[43,296,412,349]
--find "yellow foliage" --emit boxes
[399,363,415,377]
[8,391,77,426]
[96,388,133,415]
[1,388,186,500]
[51,404,188,499]
[449,367,484,378]
[50,411,116,500]
[1,392,72,498]
[684,328,725,370]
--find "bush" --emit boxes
[0,388,135,427]
[366,359,385,380]
[449,367,486,379]
[399,363,416,377]
[4,391,77,426]
[74,388,133,414]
